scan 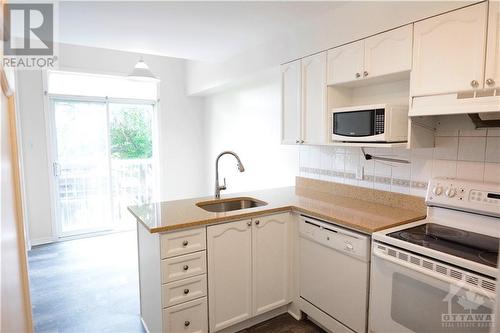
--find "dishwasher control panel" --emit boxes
[299,216,370,262]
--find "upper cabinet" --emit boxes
[364,25,413,79]
[281,60,302,144]
[485,0,500,89]
[302,52,327,145]
[327,40,364,85]
[327,25,413,85]
[411,3,488,96]
[281,52,327,145]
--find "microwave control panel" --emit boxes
[375,109,385,134]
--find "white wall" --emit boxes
[187,1,475,95]
[16,43,206,245]
[203,68,298,194]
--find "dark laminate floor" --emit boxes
[240,314,325,333]
[28,231,145,333]
[29,232,323,333]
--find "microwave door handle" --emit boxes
[373,248,495,299]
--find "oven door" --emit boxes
[369,243,496,333]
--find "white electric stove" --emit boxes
[369,177,499,333]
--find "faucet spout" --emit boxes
[215,151,245,198]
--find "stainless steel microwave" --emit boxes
[331,104,408,142]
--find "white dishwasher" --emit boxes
[299,215,370,333]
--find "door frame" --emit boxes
[43,72,160,240]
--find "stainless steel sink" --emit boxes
[196,197,267,213]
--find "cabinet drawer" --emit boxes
[160,227,206,259]
[162,274,207,308]
[163,297,208,333]
[161,251,206,283]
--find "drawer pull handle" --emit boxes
[183,288,190,295]
[183,265,189,271]
[182,240,189,247]
[184,321,190,327]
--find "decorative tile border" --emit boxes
[299,166,427,190]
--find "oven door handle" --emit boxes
[373,248,496,299]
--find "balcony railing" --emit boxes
[57,158,154,233]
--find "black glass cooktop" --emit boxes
[388,223,499,268]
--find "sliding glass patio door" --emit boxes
[50,98,156,237]
[52,99,113,236]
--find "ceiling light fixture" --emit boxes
[128,58,159,81]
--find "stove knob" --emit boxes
[433,186,443,196]
[446,188,457,198]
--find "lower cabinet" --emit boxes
[163,297,208,333]
[207,213,291,332]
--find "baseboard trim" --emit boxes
[29,237,56,246]
[140,317,150,333]
[287,308,302,321]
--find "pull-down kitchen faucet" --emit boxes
[215,151,245,198]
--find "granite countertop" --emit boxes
[128,178,427,235]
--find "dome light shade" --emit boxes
[128,59,159,81]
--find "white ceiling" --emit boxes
[58,1,344,62]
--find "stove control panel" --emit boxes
[427,177,500,217]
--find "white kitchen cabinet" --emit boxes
[281,60,302,144]
[207,219,253,332]
[252,214,290,316]
[207,213,291,332]
[302,52,327,145]
[327,40,364,85]
[364,25,413,79]
[485,0,500,89]
[411,2,488,96]
[163,298,208,333]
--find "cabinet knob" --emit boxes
[183,288,190,295]
[486,78,495,87]
[255,220,260,225]
[247,221,252,227]
[470,80,479,88]
[363,71,368,77]
[183,265,189,271]
[355,72,361,78]
[184,321,190,327]
[182,240,189,247]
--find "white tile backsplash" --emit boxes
[456,161,484,182]
[485,136,500,163]
[484,163,500,183]
[434,136,458,160]
[298,125,500,197]
[457,136,486,161]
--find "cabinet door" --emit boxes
[327,40,364,85]
[485,0,500,89]
[364,25,413,79]
[302,52,327,145]
[252,213,290,316]
[207,220,252,332]
[281,60,301,144]
[411,3,488,96]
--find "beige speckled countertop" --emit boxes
[128,177,427,235]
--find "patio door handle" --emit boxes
[53,161,61,177]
